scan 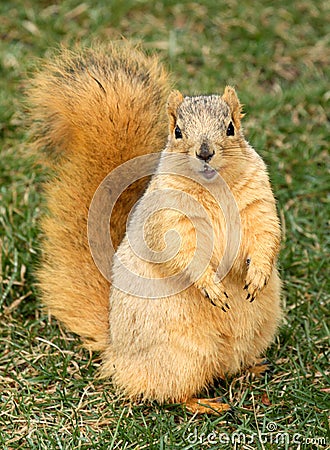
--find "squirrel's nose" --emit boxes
[196,142,214,162]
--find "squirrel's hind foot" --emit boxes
[185,397,232,415]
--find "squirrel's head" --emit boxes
[166,86,245,180]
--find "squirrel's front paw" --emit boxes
[244,260,269,302]
[200,283,230,312]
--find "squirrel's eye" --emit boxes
[174,125,183,139]
[226,121,235,136]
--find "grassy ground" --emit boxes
[0,0,329,448]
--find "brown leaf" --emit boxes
[261,392,272,406]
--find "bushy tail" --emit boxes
[28,42,171,350]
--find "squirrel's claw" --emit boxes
[201,286,230,311]
[244,263,269,301]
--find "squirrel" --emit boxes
[29,41,282,414]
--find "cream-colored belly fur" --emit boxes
[102,242,281,403]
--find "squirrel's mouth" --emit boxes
[199,164,217,180]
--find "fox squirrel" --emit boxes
[29,41,282,414]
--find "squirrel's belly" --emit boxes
[106,269,281,402]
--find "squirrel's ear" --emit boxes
[167,90,184,132]
[222,86,245,129]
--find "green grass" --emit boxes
[0,0,329,448]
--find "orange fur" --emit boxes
[28,42,171,350]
